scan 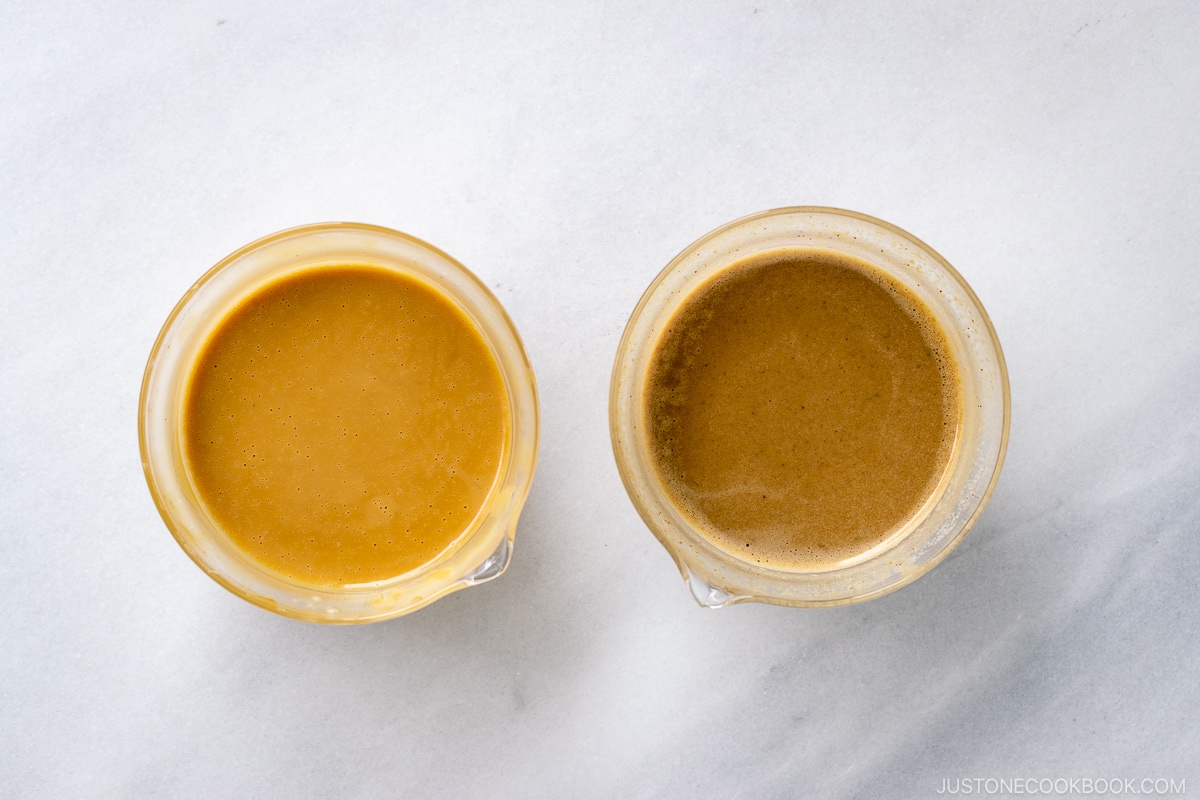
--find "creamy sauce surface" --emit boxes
[645,247,961,569]
[184,265,509,586]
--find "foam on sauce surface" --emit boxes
[183,265,509,586]
[645,247,961,569]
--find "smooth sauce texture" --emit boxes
[645,248,961,569]
[183,265,509,587]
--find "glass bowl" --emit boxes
[610,207,1009,607]
[140,223,538,623]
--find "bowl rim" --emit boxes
[609,206,1010,606]
[139,221,540,622]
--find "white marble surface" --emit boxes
[3,2,1198,797]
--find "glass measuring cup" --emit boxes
[140,223,539,623]
[610,208,1009,607]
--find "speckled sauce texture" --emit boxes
[645,247,962,569]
